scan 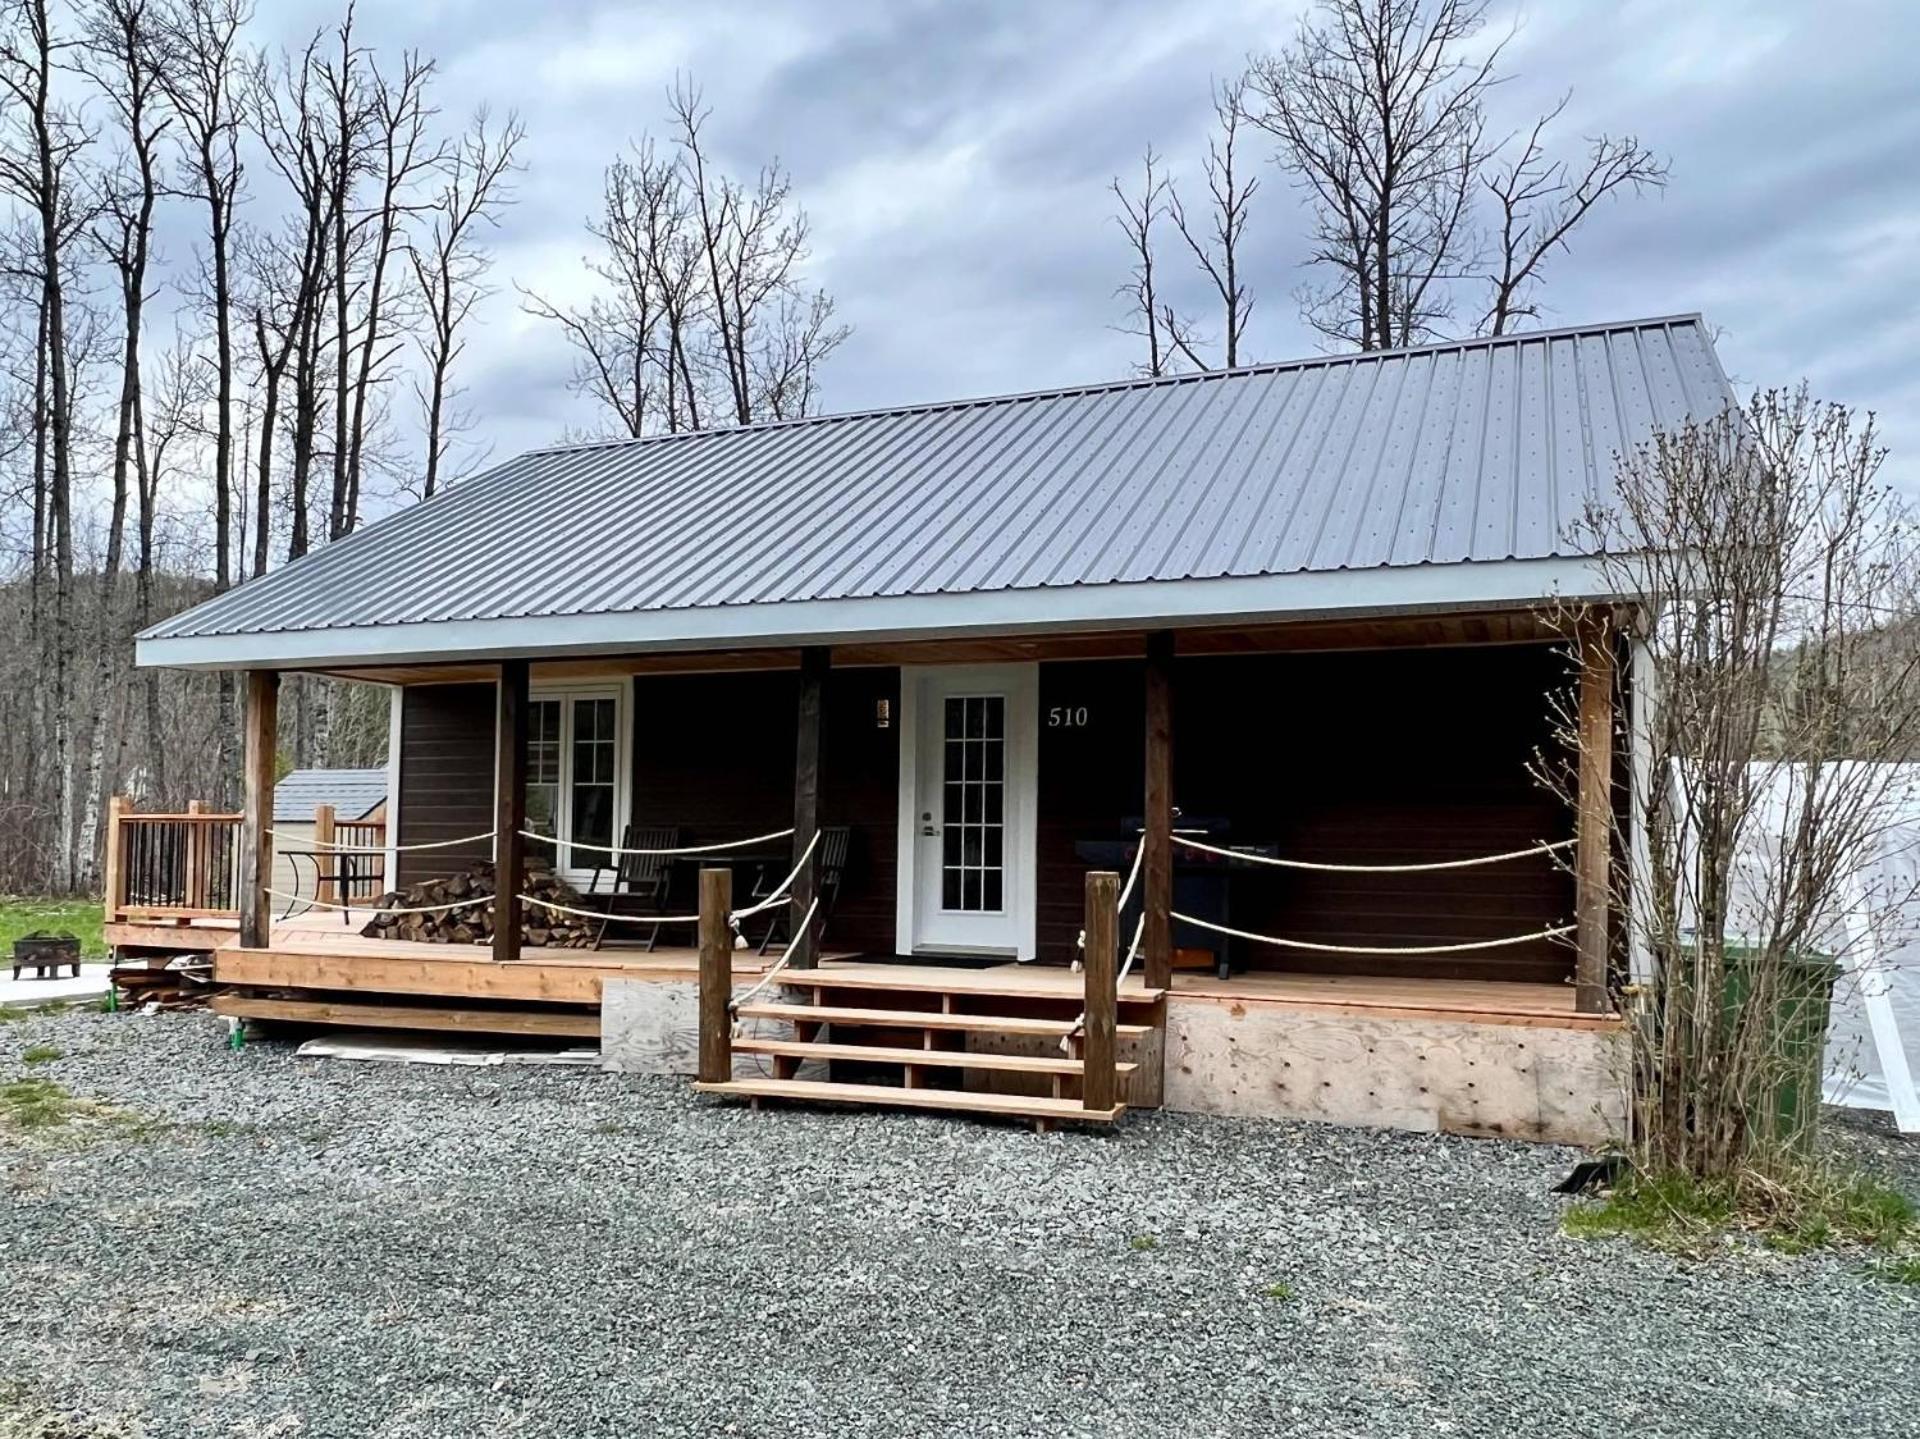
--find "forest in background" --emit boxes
[0,0,844,896]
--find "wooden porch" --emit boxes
[105,610,1628,1137]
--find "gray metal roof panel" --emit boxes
[272,768,388,822]
[145,315,1733,642]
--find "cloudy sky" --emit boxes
[256,0,1920,498]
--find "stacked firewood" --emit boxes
[358,863,600,948]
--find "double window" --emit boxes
[524,686,625,879]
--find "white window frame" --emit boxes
[527,680,632,888]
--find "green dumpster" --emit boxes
[1715,941,1841,1151]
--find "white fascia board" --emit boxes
[135,556,1614,671]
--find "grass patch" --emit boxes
[1872,1255,1920,1286]
[1263,1281,1295,1301]
[1128,1234,1158,1252]
[20,1045,60,1065]
[0,896,104,959]
[1563,1164,1917,1259]
[0,1076,131,1141]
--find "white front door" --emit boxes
[896,664,1038,957]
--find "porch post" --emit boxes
[313,803,338,905]
[1142,630,1175,990]
[1574,615,1616,1014]
[1082,870,1119,1113]
[102,794,127,923]
[698,865,734,1083]
[493,659,529,964]
[790,645,829,969]
[238,669,279,948]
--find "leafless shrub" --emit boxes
[1542,389,1920,1179]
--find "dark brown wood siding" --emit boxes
[396,683,495,888]
[628,667,900,954]
[1033,644,1576,983]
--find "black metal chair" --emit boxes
[753,825,851,955]
[584,824,680,951]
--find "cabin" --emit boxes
[120,315,1736,1140]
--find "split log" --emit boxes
[358,863,601,949]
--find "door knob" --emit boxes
[921,824,939,836]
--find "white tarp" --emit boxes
[1708,763,1920,1123]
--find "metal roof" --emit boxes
[272,768,388,822]
[142,314,1732,659]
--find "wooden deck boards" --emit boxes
[1168,970,1617,1030]
[115,907,1606,1031]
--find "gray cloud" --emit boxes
[263,0,1919,497]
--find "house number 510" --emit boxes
[1048,706,1090,728]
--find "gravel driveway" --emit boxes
[4,1009,1915,1439]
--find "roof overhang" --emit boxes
[135,556,1616,672]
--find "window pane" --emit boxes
[982,871,1002,912]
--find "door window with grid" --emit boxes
[522,689,623,875]
[941,694,1005,912]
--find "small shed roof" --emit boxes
[273,768,388,823]
[139,314,1734,670]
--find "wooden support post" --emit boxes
[102,794,127,922]
[493,659,529,965]
[1083,870,1119,1113]
[183,799,207,914]
[698,866,734,1084]
[1575,617,1616,1014]
[790,645,828,969]
[239,671,279,949]
[313,803,338,905]
[1143,630,1175,990]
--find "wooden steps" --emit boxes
[695,1076,1125,1124]
[772,961,1165,1003]
[733,1035,1138,1079]
[734,1001,1151,1039]
[211,993,600,1039]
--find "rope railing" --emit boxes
[516,826,795,858]
[1170,834,1575,873]
[1169,911,1576,956]
[262,887,488,918]
[726,830,823,926]
[1072,838,1147,964]
[292,828,828,932]
[270,826,494,855]
[726,897,821,1019]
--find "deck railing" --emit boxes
[105,796,242,922]
[312,804,388,903]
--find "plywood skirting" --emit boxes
[600,978,828,1081]
[1163,997,1624,1145]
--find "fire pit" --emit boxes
[12,931,82,981]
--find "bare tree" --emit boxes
[519,147,669,438]
[155,0,246,803]
[1543,390,1920,1184]
[0,0,97,888]
[1166,75,1257,370]
[72,0,169,885]
[314,4,366,542]
[1246,0,1495,351]
[408,104,521,496]
[529,80,845,439]
[340,43,442,527]
[247,28,337,565]
[671,77,845,425]
[1109,146,1171,377]
[1480,96,1666,335]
